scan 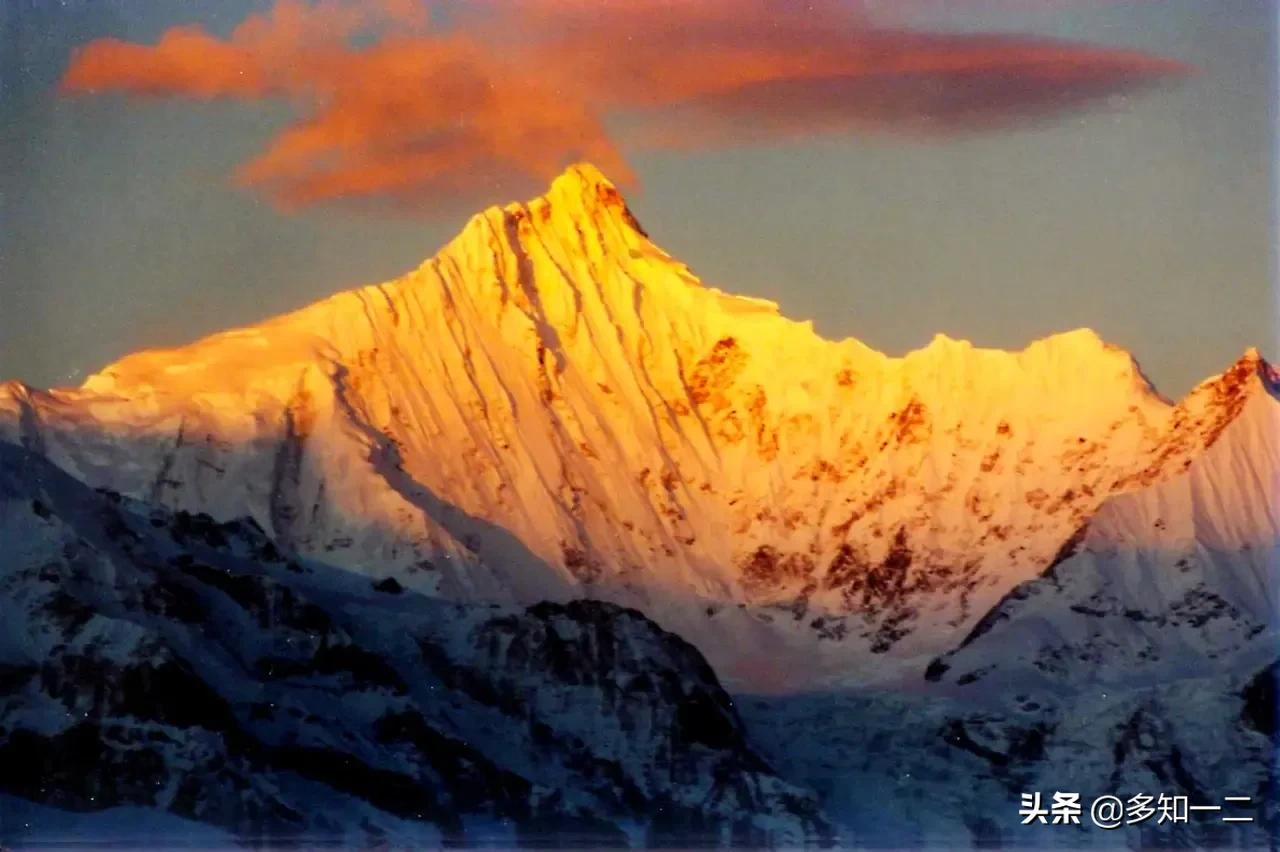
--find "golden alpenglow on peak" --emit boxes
[3,164,1274,700]
[5,2,1276,847]
[531,161,650,237]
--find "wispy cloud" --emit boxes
[60,0,1191,212]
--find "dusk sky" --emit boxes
[1,0,1275,397]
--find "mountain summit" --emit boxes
[1,165,1274,688]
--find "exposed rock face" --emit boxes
[926,355,1280,690]
[742,669,1278,849]
[1,164,1270,688]
[1,164,1277,847]
[739,359,1279,847]
[0,442,830,848]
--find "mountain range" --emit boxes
[1,164,1275,847]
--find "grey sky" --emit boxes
[1,1,1274,397]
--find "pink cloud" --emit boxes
[59,0,1192,212]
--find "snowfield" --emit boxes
[1,165,1275,847]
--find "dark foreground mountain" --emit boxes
[0,441,830,847]
[1,166,1276,847]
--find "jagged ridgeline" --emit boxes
[1,166,1277,847]
[3,165,1273,688]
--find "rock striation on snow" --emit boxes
[1,164,1274,688]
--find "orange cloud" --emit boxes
[228,34,631,209]
[60,0,1191,212]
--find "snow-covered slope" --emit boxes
[0,164,1270,687]
[0,441,830,847]
[733,354,1278,846]
[926,352,1280,692]
[742,664,1277,849]
[2,164,1275,847]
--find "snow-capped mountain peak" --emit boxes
[1,165,1273,688]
